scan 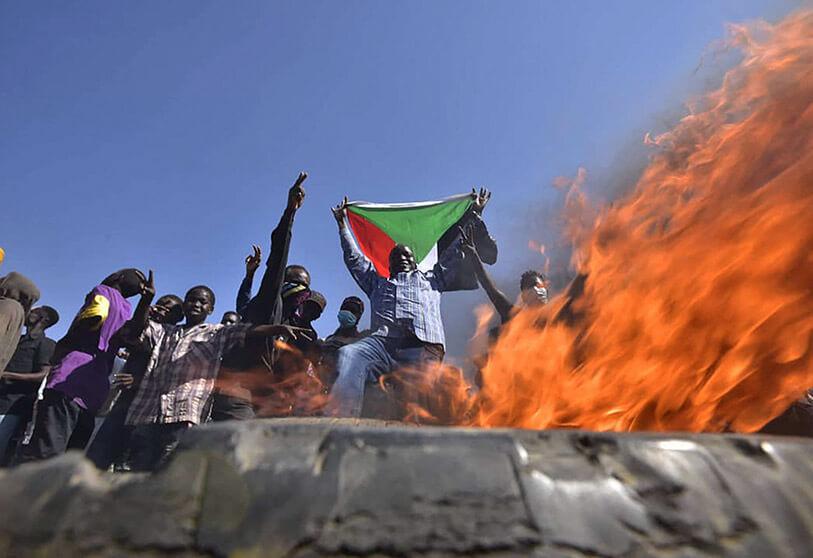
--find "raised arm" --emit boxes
[236,245,261,314]
[458,227,514,323]
[242,172,307,324]
[333,197,378,295]
[129,270,156,335]
[108,270,156,352]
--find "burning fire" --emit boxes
[248,11,813,434]
[473,11,813,432]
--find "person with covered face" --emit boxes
[216,174,313,421]
[326,197,467,418]
[319,296,367,389]
[124,283,309,471]
[85,294,183,470]
[238,172,308,326]
[0,305,58,463]
[458,225,549,325]
[16,269,147,462]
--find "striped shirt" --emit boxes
[340,226,464,347]
[125,321,249,426]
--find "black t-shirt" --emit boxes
[0,331,56,413]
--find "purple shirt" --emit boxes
[46,285,132,412]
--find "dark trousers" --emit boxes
[16,389,96,463]
[128,422,191,472]
[210,393,256,422]
[85,391,136,470]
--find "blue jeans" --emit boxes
[326,336,444,418]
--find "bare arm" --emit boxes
[459,227,514,323]
[236,245,261,313]
[129,270,155,335]
[246,324,314,341]
[1,369,49,382]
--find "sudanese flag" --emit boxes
[345,194,473,277]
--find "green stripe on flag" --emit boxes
[348,197,472,264]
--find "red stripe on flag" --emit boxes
[347,211,396,277]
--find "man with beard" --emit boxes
[326,197,466,418]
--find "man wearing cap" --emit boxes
[0,272,40,375]
[0,305,58,462]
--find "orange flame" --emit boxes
[474,11,813,432]
[217,338,328,418]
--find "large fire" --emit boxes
[471,11,813,432]
[241,12,812,433]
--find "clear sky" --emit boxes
[0,1,800,356]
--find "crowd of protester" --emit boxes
[0,173,551,471]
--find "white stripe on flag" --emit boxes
[417,243,438,272]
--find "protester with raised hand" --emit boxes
[85,293,183,471]
[124,282,311,470]
[240,172,309,326]
[326,196,466,418]
[437,187,498,291]
[236,244,261,316]
[459,225,548,324]
[17,269,148,462]
[219,173,317,421]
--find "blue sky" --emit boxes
[0,1,799,356]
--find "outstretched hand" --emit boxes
[332,196,349,228]
[287,171,308,211]
[245,244,262,274]
[280,325,315,341]
[471,187,491,214]
[112,373,135,389]
[458,225,478,260]
[253,324,315,341]
[140,270,156,300]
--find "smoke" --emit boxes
[442,20,765,362]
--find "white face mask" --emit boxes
[528,285,548,305]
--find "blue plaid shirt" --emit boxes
[340,226,464,347]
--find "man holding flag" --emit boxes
[327,191,489,418]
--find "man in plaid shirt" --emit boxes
[325,197,468,418]
[124,282,306,471]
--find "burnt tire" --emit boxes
[0,419,812,557]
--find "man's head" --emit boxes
[0,272,40,312]
[300,291,327,323]
[25,306,59,330]
[388,244,417,277]
[150,294,184,325]
[284,265,311,289]
[337,296,364,329]
[102,268,147,298]
[519,270,549,307]
[220,311,241,326]
[183,286,215,326]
